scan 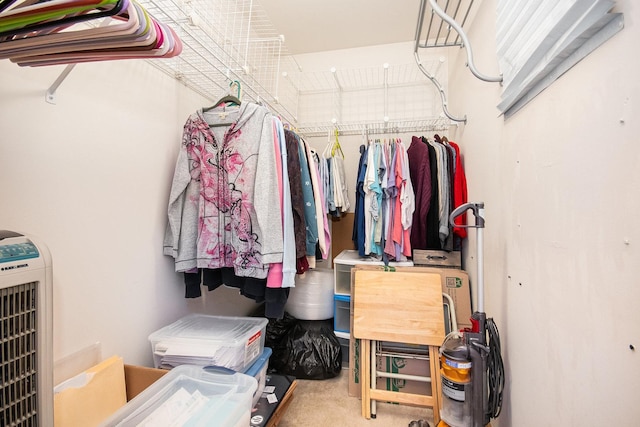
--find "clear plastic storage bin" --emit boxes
[149,314,268,372]
[243,347,272,408]
[100,365,257,427]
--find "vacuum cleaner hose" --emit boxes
[486,317,505,418]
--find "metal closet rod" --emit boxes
[427,0,502,83]
[298,121,455,137]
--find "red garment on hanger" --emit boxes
[449,141,468,239]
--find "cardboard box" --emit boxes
[375,353,432,396]
[54,356,168,427]
[430,267,473,330]
[123,364,168,401]
[348,341,434,398]
[348,336,361,397]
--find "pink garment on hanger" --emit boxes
[267,119,284,288]
[314,158,331,259]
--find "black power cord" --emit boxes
[486,318,505,418]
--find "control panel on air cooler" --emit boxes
[0,230,40,264]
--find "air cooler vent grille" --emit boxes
[1,281,38,427]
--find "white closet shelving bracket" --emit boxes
[45,18,113,104]
[427,0,502,83]
[273,34,285,104]
[45,64,76,104]
[330,67,343,124]
[413,50,466,123]
[330,66,343,92]
[414,0,465,123]
[383,63,389,123]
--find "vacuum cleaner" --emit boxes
[437,202,504,427]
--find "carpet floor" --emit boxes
[277,369,435,427]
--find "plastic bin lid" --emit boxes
[333,249,414,266]
[148,314,268,344]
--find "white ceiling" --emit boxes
[258,0,422,55]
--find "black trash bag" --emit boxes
[265,312,298,349]
[269,318,342,380]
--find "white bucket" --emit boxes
[285,268,334,320]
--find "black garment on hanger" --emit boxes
[423,137,441,250]
[183,268,290,319]
[407,136,432,251]
[284,130,307,259]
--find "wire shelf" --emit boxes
[295,59,448,132]
[132,0,455,129]
[297,60,445,94]
[139,0,299,123]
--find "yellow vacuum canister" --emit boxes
[440,333,473,427]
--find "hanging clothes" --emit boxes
[428,136,450,249]
[405,134,469,252]
[353,144,368,256]
[284,129,307,264]
[367,140,383,256]
[164,102,289,317]
[397,140,415,258]
[305,144,329,260]
[383,142,398,259]
[323,130,350,216]
[407,135,432,251]
[164,102,283,277]
[423,136,441,250]
[448,140,468,241]
[296,135,319,264]
[354,138,413,261]
[266,117,296,289]
[332,155,351,214]
[311,150,332,260]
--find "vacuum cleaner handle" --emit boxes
[450,202,485,313]
[449,202,485,228]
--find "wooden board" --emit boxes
[352,266,445,346]
[266,379,298,427]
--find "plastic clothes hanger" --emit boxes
[0,0,125,38]
[0,2,142,59]
[0,0,181,66]
[203,80,242,112]
[0,0,28,14]
[331,128,344,158]
[10,12,181,66]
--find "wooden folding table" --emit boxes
[352,265,445,423]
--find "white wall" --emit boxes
[0,59,259,370]
[448,0,640,425]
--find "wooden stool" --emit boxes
[352,266,445,423]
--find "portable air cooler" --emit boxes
[0,230,53,426]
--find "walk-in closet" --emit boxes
[0,0,638,426]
